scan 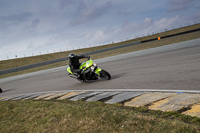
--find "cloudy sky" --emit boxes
[0,0,200,60]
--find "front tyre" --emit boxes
[100,69,111,80]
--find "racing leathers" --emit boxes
[69,54,90,80]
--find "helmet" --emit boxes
[68,53,76,60]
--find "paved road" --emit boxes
[0,39,200,97]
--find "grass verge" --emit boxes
[0,100,200,133]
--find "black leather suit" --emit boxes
[69,55,90,74]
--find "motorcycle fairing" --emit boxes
[67,67,73,75]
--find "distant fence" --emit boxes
[0,41,141,76]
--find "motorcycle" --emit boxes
[67,59,111,82]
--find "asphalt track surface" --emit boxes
[0,38,200,97]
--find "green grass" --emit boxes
[0,100,200,133]
[0,23,200,79]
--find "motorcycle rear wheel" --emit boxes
[100,69,111,80]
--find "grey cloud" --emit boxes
[0,12,33,32]
[31,18,40,28]
[86,15,186,45]
[168,0,198,12]
[0,12,32,24]
[117,8,133,16]
[189,10,200,22]
[59,0,81,9]
[27,43,34,49]
[74,2,111,25]
[194,0,200,9]
[59,0,85,15]
[61,1,112,26]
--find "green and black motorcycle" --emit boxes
[67,59,111,82]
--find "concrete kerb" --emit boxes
[31,89,200,94]
[1,89,200,99]
[1,89,200,117]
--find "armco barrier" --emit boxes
[0,57,68,75]
[0,41,141,75]
[141,28,200,43]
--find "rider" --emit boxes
[68,53,90,81]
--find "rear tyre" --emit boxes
[100,69,111,80]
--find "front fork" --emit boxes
[94,67,102,76]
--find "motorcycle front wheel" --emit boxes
[100,69,111,80]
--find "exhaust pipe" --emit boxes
[69,74,77,79]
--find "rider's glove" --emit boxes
[87,56,90,60]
